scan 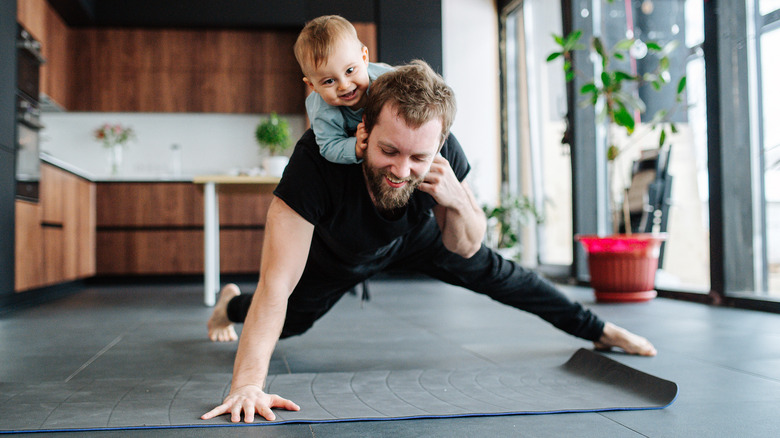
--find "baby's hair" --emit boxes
[294,15,363,75]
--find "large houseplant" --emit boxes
[255,112,292,177]
[548,7,686,301]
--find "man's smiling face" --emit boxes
[362,104,442,213]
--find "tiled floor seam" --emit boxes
[598,412,651,437]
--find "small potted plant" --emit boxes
[547,11,686,302]
[255,112,292,177]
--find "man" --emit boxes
[202,61,656,424]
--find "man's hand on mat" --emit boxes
[201,384,300,423]
[594,322,657,356]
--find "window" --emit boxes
[750,0,780,295]
[501,0,573,267]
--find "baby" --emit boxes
[294,15,393,164]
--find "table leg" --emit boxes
[203,182,219,306]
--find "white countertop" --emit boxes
[41,152,196,182]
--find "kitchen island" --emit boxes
[15,154,278,295]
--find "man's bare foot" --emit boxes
[207,284,240,342]
[594,322,657,356]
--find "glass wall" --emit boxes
[751,0,780,296]
[585,0,711,292]
[500,0,710,291]
[500,0,780,302]
[501,0,573,267]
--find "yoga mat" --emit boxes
[0,349,677,433]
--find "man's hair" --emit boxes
[363,60,456,147]
[294,15,362,75]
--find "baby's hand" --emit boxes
[355,123,369,160]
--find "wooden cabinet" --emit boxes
[15,163,96,292]
[68,28,305,113]
[17,0,72,109]
[18,1,376,114]
[95,182,273,276]
[14,200,45,291]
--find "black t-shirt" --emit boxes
[274,129,471,265]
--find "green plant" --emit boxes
[547,7,686,234]
[255,112,291,156]
[482,195,544,252]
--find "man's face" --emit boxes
[362,105,442,212]
[302,38,371,109]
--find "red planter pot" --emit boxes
[576,234,667,302]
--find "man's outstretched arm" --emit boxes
[202,196,314,423]
[419,155,486,258]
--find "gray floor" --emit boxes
[2,278,780,437]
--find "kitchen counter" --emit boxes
[41,152,197,182]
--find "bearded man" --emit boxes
[202,61,656,424]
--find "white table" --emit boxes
[193,175,280,306]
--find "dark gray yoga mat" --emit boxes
[0,349,677,433]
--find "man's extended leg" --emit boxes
[391,223,656,356]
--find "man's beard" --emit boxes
[362,157,423,214]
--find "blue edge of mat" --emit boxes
[0,399,678,435]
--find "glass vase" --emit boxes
[108,144,123,175]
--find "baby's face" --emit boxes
[303,38,371,109]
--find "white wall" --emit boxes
[442,0,501,206]
[40,112,307,178]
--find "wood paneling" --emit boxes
[19,3,375,114]
[96,182,273,275]
[69,28,306,113]
[15,164,95,291]
[16,0,47,41]
[96,183,203,227]
[75,176,96,278]
[63,172,95,280]
[96,228,265,275]
[97,229,204,275]
[41,2,70,108]
[14,200,45,291]
[354,23,378,62]
[218,185,275,226]
[42,227,64,285]
[40,163,65,225]
[17,0,72,109]
[220,229,264,274]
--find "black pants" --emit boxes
[227,217,604,341]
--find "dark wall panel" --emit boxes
[377,0,442,73]
[0,148,14,298]
[304,0,374,22]
[378,25,442,72]
[94,0,307,28]
[1,0,17,298]
[1,0,16,151]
